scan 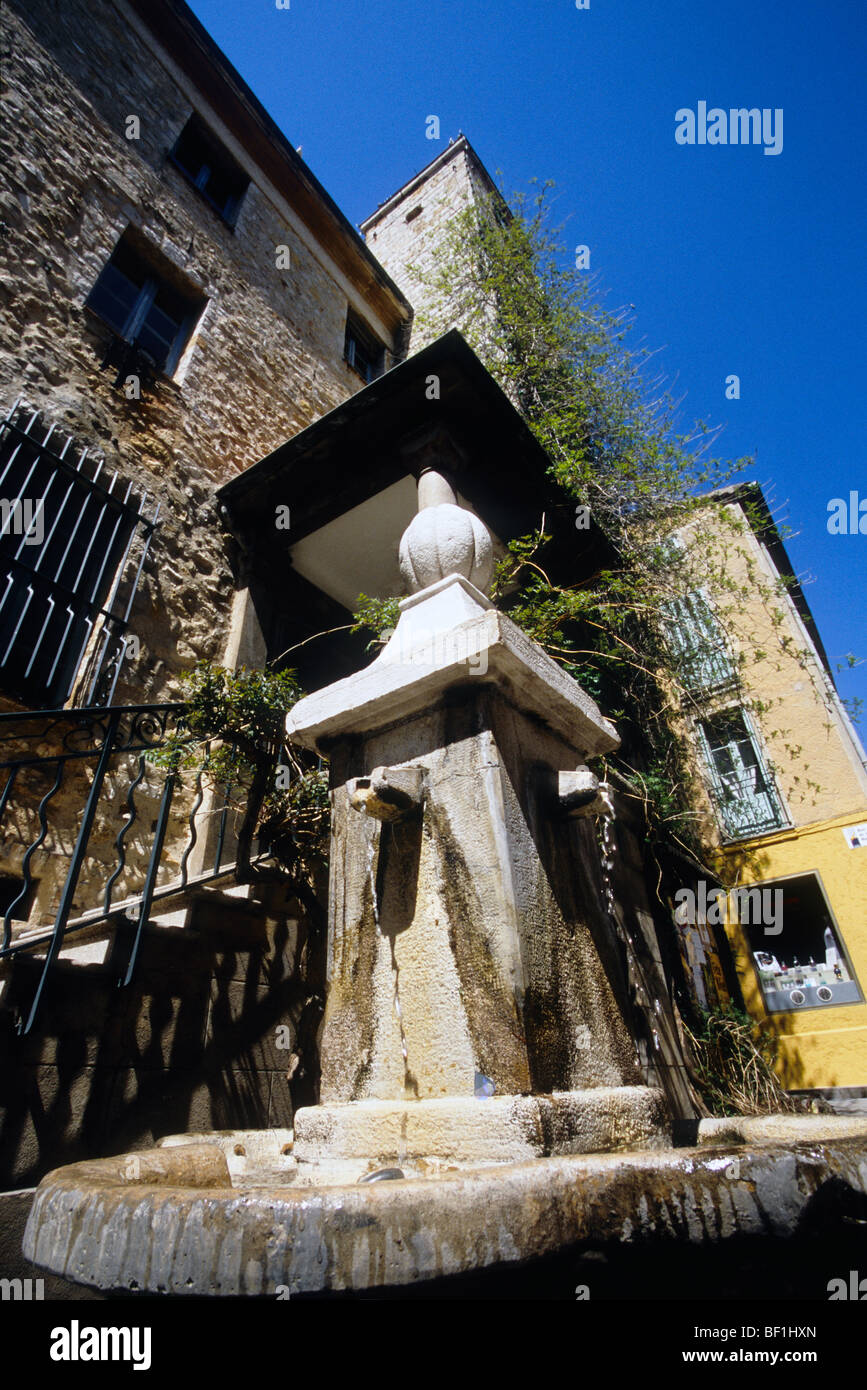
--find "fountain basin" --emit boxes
[22,1116,867,1297]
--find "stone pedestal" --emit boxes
[286,575,669,1161]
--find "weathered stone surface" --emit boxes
[0,0,406,888]
[399,502,493,594]
[313,687,637,1107]
[0,1188,106,1300]
[0,0,395,1001]
[293,1089,669,1164]
[288,585,619,755]
[698,1113,867,1145]
[362,137,494,354]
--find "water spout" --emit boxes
[348,765,424,821]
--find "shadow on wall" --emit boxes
[763,1012,840,1094]
[0,882,326,1190]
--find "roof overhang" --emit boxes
[217,330,608,612]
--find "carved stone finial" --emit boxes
[398,467,494,594]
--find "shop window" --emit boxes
[746,873,862,1011]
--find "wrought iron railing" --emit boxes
[0,702,273,1033]
[710,765,786,840]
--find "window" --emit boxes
[0,403,158,708]
[86,233,204,376]
[663,590,736,694]
[169,115,249,224]
[746,873,861,1012]
[697,708,785,839]
[344,311,385,383]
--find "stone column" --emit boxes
[286,475,669,1163]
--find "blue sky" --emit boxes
[188,0,866,720]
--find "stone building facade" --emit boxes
[0,0,410,710]
[0,0,409,1196]
[361,136,501,354]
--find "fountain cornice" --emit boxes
[287,577,619,755]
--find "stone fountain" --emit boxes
[22,471,867,1298]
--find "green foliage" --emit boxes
[149,661,328,881]
[415,181,744,535]
[410,179,858,864]
[259,766,331,883]
[684,1007,798,1116]
[836,653,863,724]
[351,593,401,650]
[151,661,300,772]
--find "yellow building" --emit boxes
[671,482,867,1097]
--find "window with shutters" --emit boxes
[86,233,205,377]
[0,403,159,708]
[697,708,786,840]
[663,589,737,694]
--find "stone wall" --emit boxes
[0,0,383,1191]
[0,0,403,705]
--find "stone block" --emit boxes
[293,1088,669,1165]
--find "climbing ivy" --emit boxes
[149,661,329,884]
[398,179,855,878]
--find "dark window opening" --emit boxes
[344,311,386,384]
[86,233,205,376]
[405,205,423,223]
[746,873,861,1012]
[170,114,249,224]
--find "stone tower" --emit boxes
[360,135,505,352]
